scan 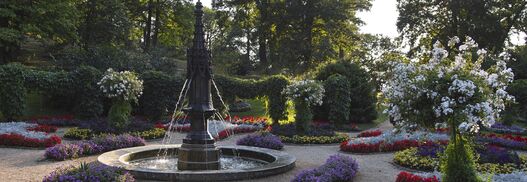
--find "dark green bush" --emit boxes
[0,63,28,120]
[70,66,104,119]
[325,74,351,125]
[314,61,377,123]
[139,71,182,121]
[504,79,527,124]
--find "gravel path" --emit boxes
[0,122,402,182]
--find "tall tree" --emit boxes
[0,0,78,63]
[79,0,131,48]
[397,0,527,54]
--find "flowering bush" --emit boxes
[283,79,325,106]
[383,36,514,133]
[236,132,284,150]
[358,129,383,137]
[98,68,143,102]
[292,154,359,182]
[43,162,135,182]
[382,36,515,182]
[45,134,145,160]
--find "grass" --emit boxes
[228,98,268,118]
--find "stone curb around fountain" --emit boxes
[98,144,296,181]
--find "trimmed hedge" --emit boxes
[314,61,377,123]
[0,64,289,123]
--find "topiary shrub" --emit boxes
[314,61,377,123]
[0,63,28,120]
[325,74,351,125]
[139,71,182,121]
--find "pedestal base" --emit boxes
[177,142,220,170]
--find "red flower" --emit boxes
[27,124,58,133]
[0,133,61,148]
[396,171,439,182]
[357,129,382,138]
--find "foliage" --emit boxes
[236,132,284,150]
[129,128,165,140]
[64,127,93,140]
[314,61,377,123]
[70,66,104,119]
[397,0,527,54]
[292,154,359,182]
[107,99,133,130]
[0,0,79,63]
[325,74,351,125]
[42,163,135,182]
[504,79,527,124]
[283,79,324,134]
[0,63,27,120]
[394,147,439,171]
[279,134,348,144]
[139,71,182,121]
[440,135,480,182]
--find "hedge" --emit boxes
[0,64,289,124]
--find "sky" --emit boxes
[197,0,525,45]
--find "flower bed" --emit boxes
[292,154,359,182]
[396,171,527,182]
[280,134,349,144]
[236,132,284,150]
[485,123,527,135]
[340,130,449,153]
[43,162,134,182]
[45,134,145,160]
[0,122,61,148]
[27,124,58,133]
[358,129,383,137]
[64,127,166,140]
[394,145,527,174]
[477,133,527,150]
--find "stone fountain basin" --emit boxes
[98,144,296,181]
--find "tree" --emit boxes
[79,0,131,48]
[397,0,527,54]
[0,0,78,64]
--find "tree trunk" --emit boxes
[83,0,97,49]
[152,0,161,48]
[144,0,153,52]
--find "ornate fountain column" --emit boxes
[177,1,221,170]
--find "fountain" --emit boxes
[98,1,295,181]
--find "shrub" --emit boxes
[292,154,359,182]
[139,71,182,121]
[283,80,325,134]
[130,128,165,139]
[325,74,351,125]
[314,61,377,123]
[0,63,27,120]
[280,134,348,144]
[504,79,527,124]
[236,132,284,150]
[64,127,93,140]
[440,136,480,182]
[42,162,135,182]
[70,66,104,119]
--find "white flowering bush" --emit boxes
[98,68,143,102]
[382,36,514,134]
[382,36,515,182]
[282,79,325,134]
[283,79,325,106]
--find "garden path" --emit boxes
[0,121,402,182]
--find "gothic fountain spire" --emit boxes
[178,0,221,171]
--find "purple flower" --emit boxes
[292,155,359,182]
[236,133,284,150]
[43,163,135,182]
[417,142,444,158]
